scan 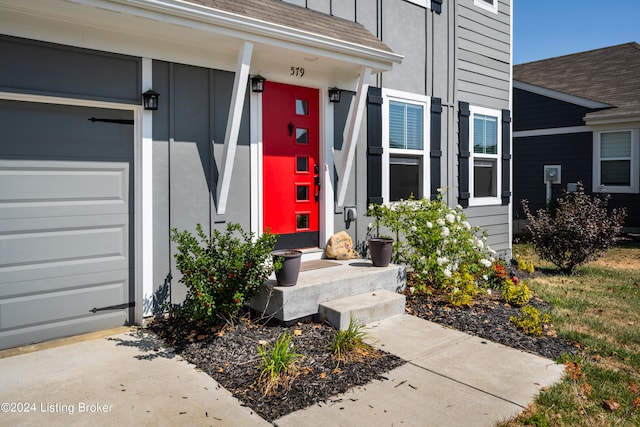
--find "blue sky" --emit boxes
[513,1,640,64]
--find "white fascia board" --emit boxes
[585,114,640,126]
[336,66,370,207]
[71,0,402,70]
[514,81,611,109]
[513,126,592,138]
[217,41,253,215]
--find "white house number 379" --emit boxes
[290,66,305,77]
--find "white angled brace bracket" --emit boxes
[336,66,371,207]
[217,41,253,215]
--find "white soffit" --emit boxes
[72,0,402,73]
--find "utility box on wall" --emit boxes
[543,165,561,184]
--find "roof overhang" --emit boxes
[584,109,640,126]
[514,80,611,109]
[0,0,402,88]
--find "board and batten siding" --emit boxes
[280,0,513,254]
[151,61,251,308]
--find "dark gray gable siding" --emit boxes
[513,88,596,131]
[513,132,593,219]
[0,35,140,104]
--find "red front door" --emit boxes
[263,82,320,249]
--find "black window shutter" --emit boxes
[367,87,383,205]
[501,109,512,206]
[458,101,470,208]
[432,0,443,14]
[430,97,442,199]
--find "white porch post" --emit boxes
[140,57,154,320]
[336,66,371,207]
[217,41,253,215]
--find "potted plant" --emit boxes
[367,204,394,267]
[272,249,303,286]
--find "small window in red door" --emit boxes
[295,128,308,145]
[296,156,309,173]
[296,213,310,230]
[296,99,308,115]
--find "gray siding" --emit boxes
[456,0,511,109]
[0,35,140,104]
[380,0,428,94]
[513,89,595,131]
[285,0,513,253]
[514,132,640,231]
[513,133,593,222]
[456,0,512,254]
[152,61,251,307]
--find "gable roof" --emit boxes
[186,0,393,54]
[513,42,640,123]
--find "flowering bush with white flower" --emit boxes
[371,192,496,291]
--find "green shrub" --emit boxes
[257,332,303,395]
[521,184,626,274]
[510,305,551,336]
[516,256,535,274]
[502,279,532,307]
[443,269,478,307]
[332,317,374,363]
[368,192,496,289]
[170,223,279,323]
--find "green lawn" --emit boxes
[499,243,640,427]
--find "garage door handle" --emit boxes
[90,301,135,313]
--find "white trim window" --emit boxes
[382,89,430,202]
[593,129,639,193]
[469,105,501,205]
[474,0,498,14]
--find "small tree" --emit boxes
[521,184,626,274]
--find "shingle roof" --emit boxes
[185,0,392,54]
[513,42,640,121]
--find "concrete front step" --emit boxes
[247,259,406,324]
[318,289,406,330]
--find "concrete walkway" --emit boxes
[0,315,565,427]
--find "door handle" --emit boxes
[314,165,321,201]
[288,122,294,137]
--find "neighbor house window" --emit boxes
[594,129,639,193]
[383,89,429,201]
[474,0,498,13]
[469,106,501,205]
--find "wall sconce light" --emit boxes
[250,75,266,93]
[328,87,342,103]
[142,89,159,110]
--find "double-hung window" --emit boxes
[594,129,639,193]
[469,106,501,205]
[383,89,429,202]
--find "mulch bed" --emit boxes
[404,288,579,360]
[150,315,404,422]
[150,280,579,422]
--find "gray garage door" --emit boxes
[0,100,134,350]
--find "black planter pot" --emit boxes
[272,249,303,286]
[368,237,393,267]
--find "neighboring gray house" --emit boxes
[513,42,640,234]
[0,0,512,349]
